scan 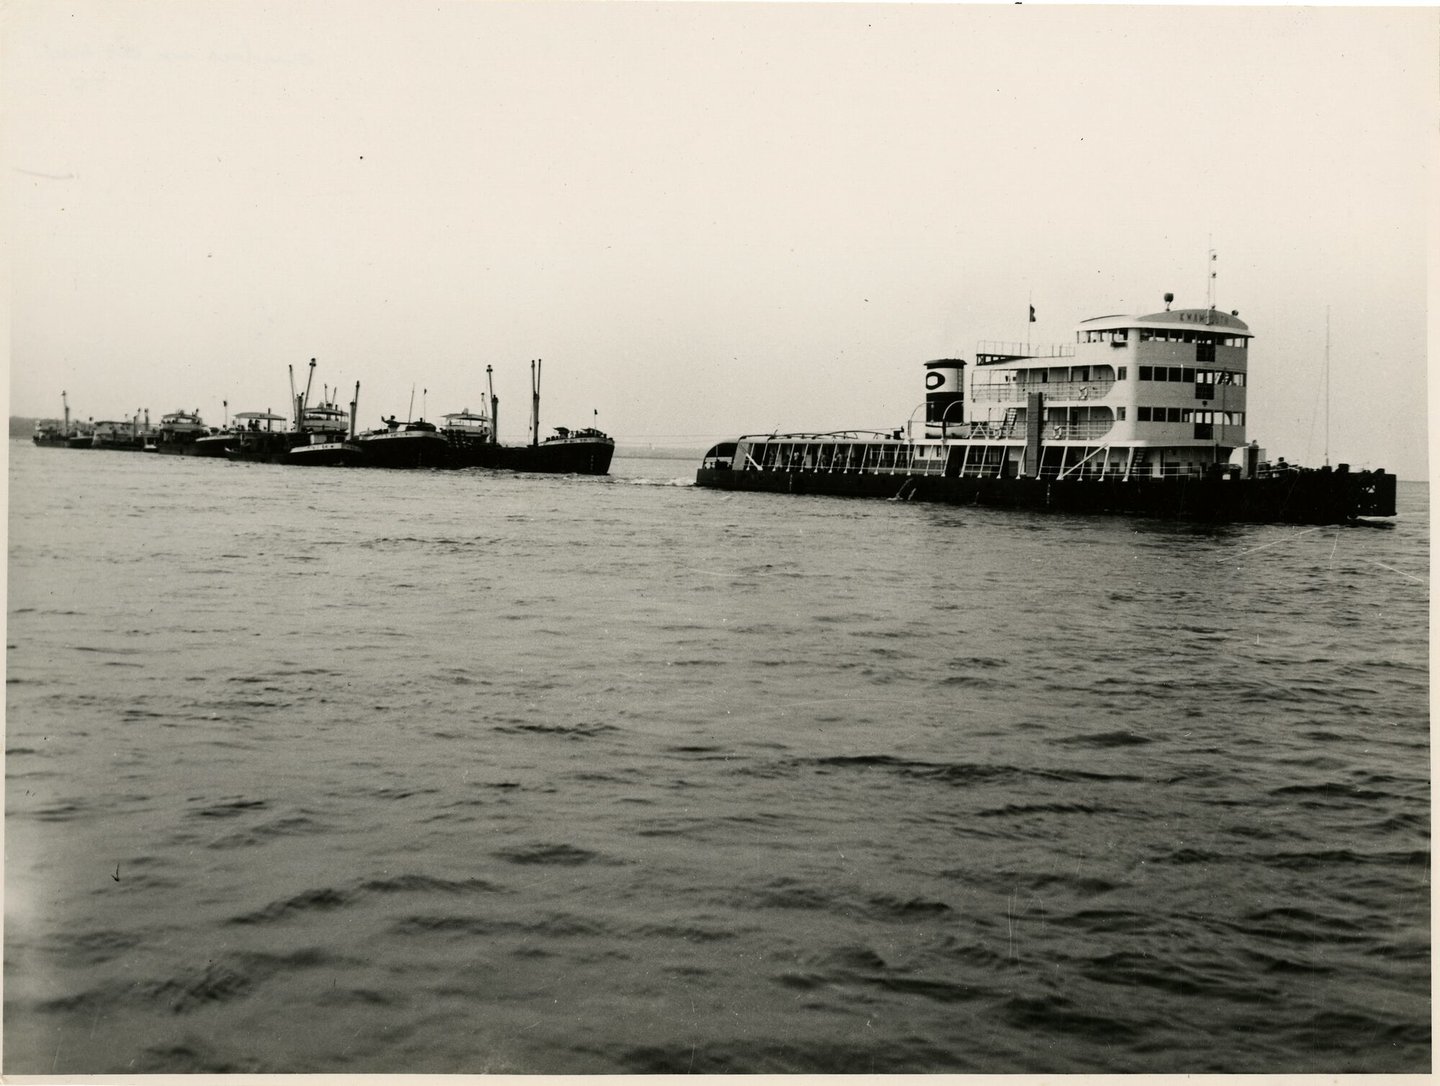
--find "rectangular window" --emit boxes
[1138,407,1151,421]
[1167,367,1183,382]
[1168,407,1182,423]
[1139,365,1153,381]
[1182,367,1196,382]
[1117,407,1127,421]
[1118,366,1128,380]
[1139,330,1153,342]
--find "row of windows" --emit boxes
[1134,407,1245,424]
[1137,366,1246,386]
[1078,329,1248,347]
[1138,330,1247,347]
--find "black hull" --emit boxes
[289,442,363,467]
[192,438,235,458]
[695,467,1397,524]
[353,433,451,469]
[225,433,299,464]
[444,436,614,474]
[153,443,206,456]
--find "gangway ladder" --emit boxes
[1001,407,1019,437]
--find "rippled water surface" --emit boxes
[6,443,1429,1073]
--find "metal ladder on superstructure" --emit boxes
[1000,407,1019,438]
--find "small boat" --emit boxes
[696,293,1397,524]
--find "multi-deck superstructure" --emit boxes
[696,298,1396,523]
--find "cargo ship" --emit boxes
[439,360,614,474]
[31,392,92,448]
[695,297,1396,524]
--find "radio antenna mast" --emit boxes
[1205,247,1217,321]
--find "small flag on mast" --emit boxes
[1028,305,1036,323]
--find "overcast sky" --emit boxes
[6,2,1434,477]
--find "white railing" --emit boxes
[975,340,1075,359]
[1044,421,1115,441]
[973,380,1114,404]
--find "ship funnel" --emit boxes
[923,359,966,438]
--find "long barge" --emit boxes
[695,298,1396,524]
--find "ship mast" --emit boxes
[531,358,542,447]
[302,359,317,427]
[1324,306,1331,467]
[487,364,499,444]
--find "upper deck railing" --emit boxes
[974,341,1075,364]
[972,379,1115,403]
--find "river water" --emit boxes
[5,442,1429,1073]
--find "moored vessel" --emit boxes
[224,411,294,462]
[90,413,151,451]
[289,381,362,467]
[696,296,1397,524]
[32,391,91,447]
[353,414,449,468]
[150,409,211,455]
[440,360,614,474]
[225,362,362,466]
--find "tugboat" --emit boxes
[441,360,614,474]
[695,295,1397,524]
[150,409,210,455]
